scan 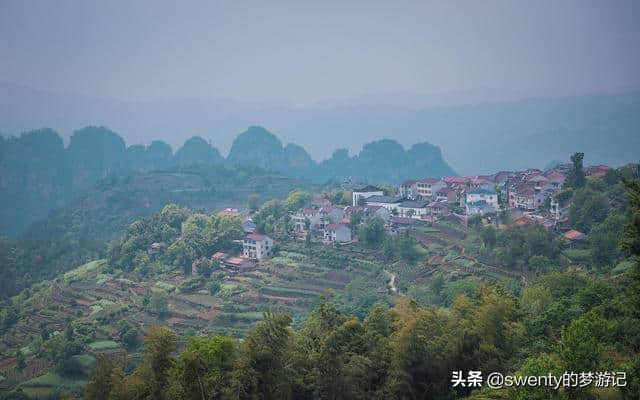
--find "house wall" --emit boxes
[293,213,321,232]
[243,237,273,260]
[366,201,400,213]
[352,190,384,206]
[398,206,427,218]
[415,181,445,199]
[335,227,351,242]
[436,191,458,203]
[398,184,418,200]
[324,227,352,242]
[466,192,498,208]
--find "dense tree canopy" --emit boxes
[106,204,243,274]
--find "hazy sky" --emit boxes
[1,0,639,105]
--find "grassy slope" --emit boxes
[1,219,525,397]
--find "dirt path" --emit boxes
[386,270,398,294]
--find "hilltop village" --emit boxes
[211,160,627,272]
[1,154,638,398]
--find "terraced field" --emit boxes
[1,219,526,396]
[0,240,392,395]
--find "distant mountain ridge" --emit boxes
[2,83,640,175]
[226,126,455,182]
[0,125,454,236]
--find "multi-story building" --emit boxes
[435,187,458,204]
[414,178,446,200]
[398,180,418,200]
[509,185,545,211]
[243,232,274,260]
[427,201,451,217]
[324,224,352,243]
[465,188,498,215]
[292,208,321,232]
[352,185,384,206]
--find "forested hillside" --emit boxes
[0,166,320,299]
[80,169,640,399]
[0,165,638,399]
[1,125,453,236]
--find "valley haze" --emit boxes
[1,83,639,175]
[1,1,640,399]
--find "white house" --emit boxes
[243,232,274,260]
[241,219,256,234]
[398,180,418,200]
[427,201,451,217]
[466,200,495,216]
[466,188,498,208]
[465,189,498,215]
[509,185,545,211]
[319,206,345,223]
[324,224,352,243]
[292,208,321,232]
[397,200,428,219]
[352,185,384,206]
[365,195,403,213]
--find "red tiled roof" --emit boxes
[587,166,609,178]
[526,174,549,182]
[326,223,348,231]
[469,177,489,185]
[586,165,610,171]
[227,257,248,266]
[517,188,536,197]
[416,178,441,184]
[544,171,566,183]
[513,216,533,226]
[217,208,241,217]
[443,177,467,184]
[212,252,228,260]
[246,232,268,241]
[564,230,585,240]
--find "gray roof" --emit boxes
[353,184,383,192]
[366,195,403,204]
[399,200,429,208]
